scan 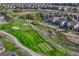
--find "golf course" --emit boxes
[0,19,67,56]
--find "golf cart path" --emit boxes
[0,30,41,56]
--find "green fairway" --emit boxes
[0,19,67,56]
[2,39,18,51]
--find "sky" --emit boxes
[0,0,79,3]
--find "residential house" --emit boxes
[58,17,68,29]
[0,43,5,54]
[0,12,6,23]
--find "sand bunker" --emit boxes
[23,23,28,26]
[12,26,20,30]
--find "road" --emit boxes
[0,30,41,56]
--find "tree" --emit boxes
[34,13,42,20]
[26,14,34,20]
[72,7,77,12]
[0,5,4,12]
[4,11,13,21]
[19,15,26,19]
[67,16,72,21]
[66,7,72,12]
[13,6,22,13]
[37,12,44,19]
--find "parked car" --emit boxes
[73,24,79,32]
[52,17,60,25]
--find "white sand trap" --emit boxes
[12,26,20,30]
[23,23,28,26]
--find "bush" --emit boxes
[67,16,72,21]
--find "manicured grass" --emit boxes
[12,19,26,26]
[0,19,66,56]
[2,40,18,51]
[55,33,65,43]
